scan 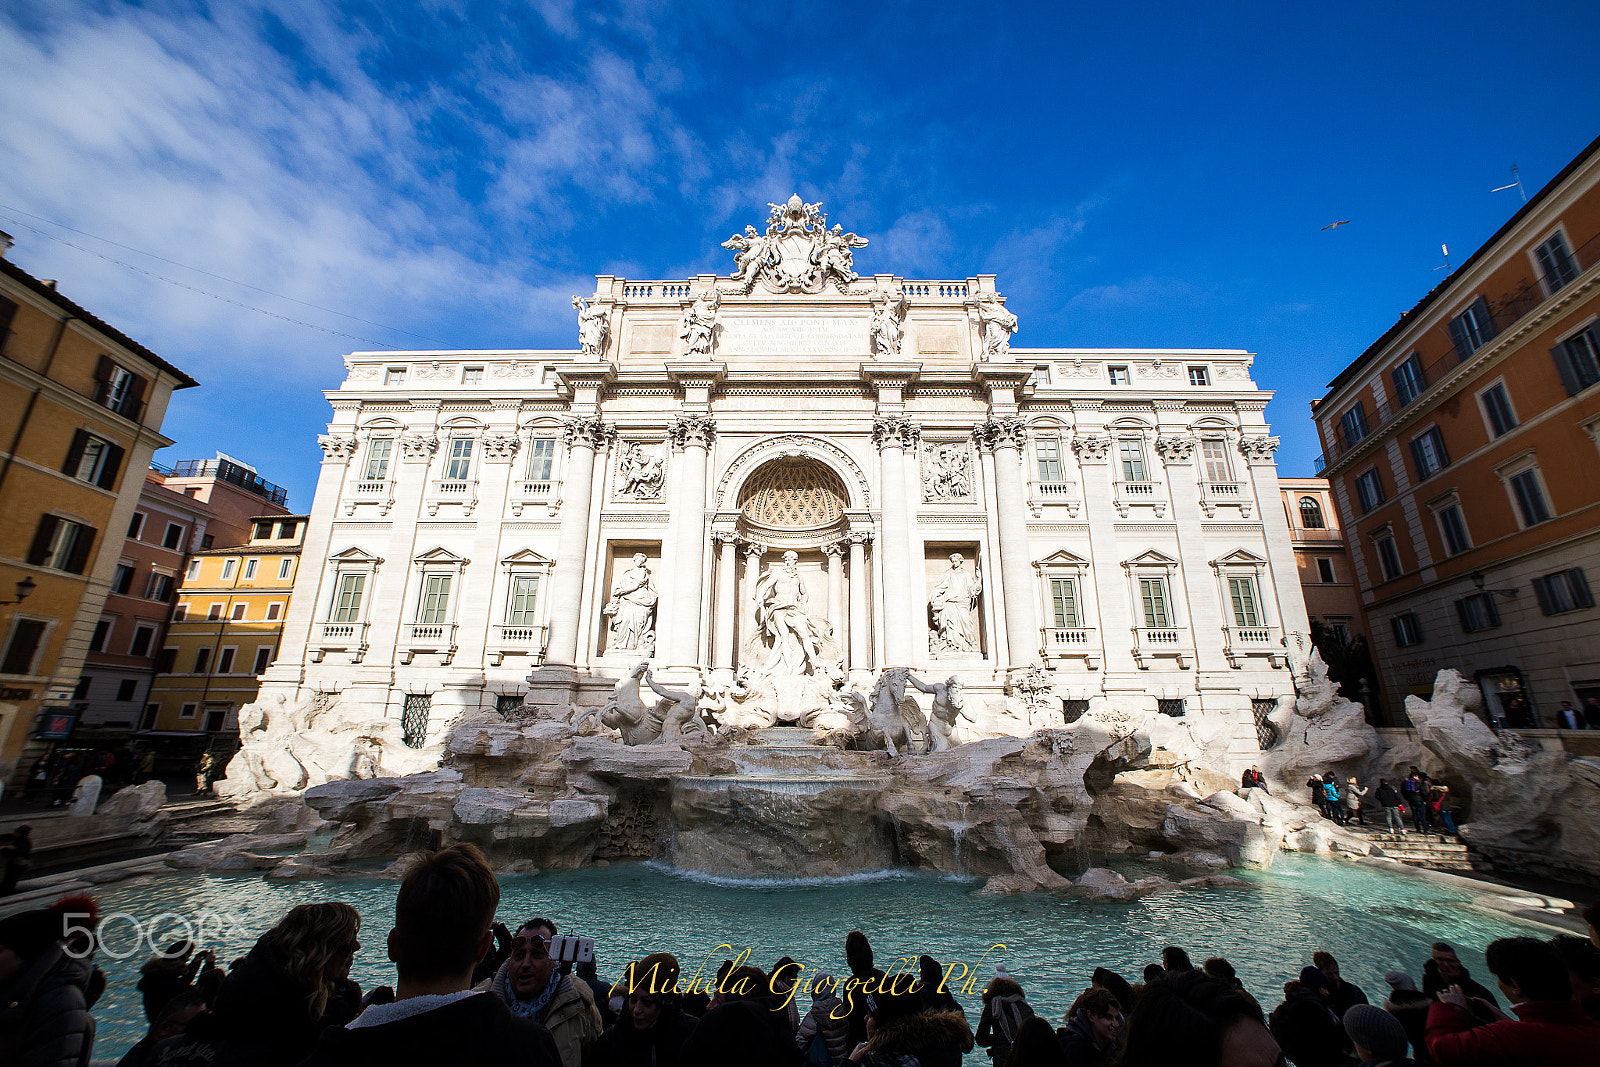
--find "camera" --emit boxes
[548,934,594,965]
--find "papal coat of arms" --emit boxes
[722,194,868,294]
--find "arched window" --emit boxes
[1299,497,1325,529]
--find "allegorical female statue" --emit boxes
[603,553,657,651]
[928,553,982,655]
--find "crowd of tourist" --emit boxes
[0,844,1597,1066]
[1292,767,1456,837]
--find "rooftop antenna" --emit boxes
[1491,164,1527,203]
[1432,243,1450,273]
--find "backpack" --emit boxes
[804,1026,831,1066]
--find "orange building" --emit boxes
[1314,134,1600,727]
[0,234,197,786]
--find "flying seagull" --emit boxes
[1321,220,1352,230]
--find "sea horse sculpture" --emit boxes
[597,661,664,745]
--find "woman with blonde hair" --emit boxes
[159,901,364,1065]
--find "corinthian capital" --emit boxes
[399,434,439,460]
[481,434,521,462]
[562,417,616,451]
[1154,435,1198,464]
[668,413,716,450]
[1070,434,1113,463]
[317,434,357,462]
[871,416,920,450]
[1237,435,1281,463]
[973,416,1027,452]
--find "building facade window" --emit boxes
[364,438,393,481]
[128,512,145,539]
[1535,231,1580,294]
[1551,323,1600,396]
[65,431,123,488]
[186,559,201,581]
[254,520,274,539]
[276,520,297,539]
[1339,402,1368,446]
[192,647,210,673]
[1035,438,1063,482]
[1391,354,1425,407]
[116,679,138,701]
[1392,612,1423,647]
[1374,534,1402,581]
[1479,382,1517,437]
[1508,468,1552,526]
[1298,496,1325,528]
[1139,577,1171,628]
[243,559,258,579]
[29,516,96,574]
[171,605,187,622]
[1049,577,1081,628]
[1455,593,1501,633]
[231,603,247,621]
[144,573,172,601]
[1532,568,1594,615]
[112,564,134,594]
[526,438,556,482]
[180,702,198,719]
[163,523,184,550]
[418,573,453,624]
[384,367,405,385]
[1200,439,1231,483]
[253,646,274,673]
[1157,698,1186,717]
[462,366,483,384]
[89,618,112,652]
[1107,365,1130,385]
[220,558,237,580]
[1187,365,1210,386]
[332,573,365,622]
[1355,468,1385,512]
[1118,439,1147,482]
[402,693,431,748]
[507,575,540,626]
[1316,557,1335,583]
[266,602,282,620]
[443,438,473,482]
[1227,576,1261,627]
[2,619,48,675]
[1448,296,1496,359]
[1409,426,1449,479]
[207,602,223,621]
[1436,503,1471,556]
[278,557,294,579]
[95,357,146,418]
[217,647,236,673]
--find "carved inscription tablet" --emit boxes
[718,314,869,356]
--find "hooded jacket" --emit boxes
[795,995,851,1065]
[1424,998,1600,1065]
[484,962,603,1067]
[861,1009,973,1067]
[296,989,561,1067]
[585,1003,697,1067]
[1057,1010,1115,1067]
[1269,984,1351,1067]
[0,943,96,1067]
[675,998,804,1067]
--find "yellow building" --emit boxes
[146,515,306,734]
[0,233,197,786]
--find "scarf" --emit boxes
[509,972,563,1022]
[993,994,1030,1043]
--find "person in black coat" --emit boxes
[298,844,560,1067]
[0,904,98,1067]
[586,987,696,1067]
[1057,987,1122,1067]
[1420,942,1498,1007]
[1310,952,1367,1019]
[916,956,963,1017]
[677,966,802,1067]
[1266,968,1352,1067]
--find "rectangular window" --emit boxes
[1036,439,1062,481]
[266,602,282,620]
[278,558,294,580]
[1355,468,1385,512]
[172,605,187,622]
[207,603,222,621]
[146,573,172,601]
[1107,365,1130,385]
[116,678,138,701]
[192,647,211,674]
[1118,439,1147,482]
[1535,231,1580,294]
[230,603,247,621]
[96,359,143,417]
[131,621,155,655]
[1391,354,1425,406]
[72,676,92,700]
[1480,383,1517,437]
[253,520,274,539]
[155,647,177,673]
[89,618,112,652]
[1448,296,1496,360]
[384,367,405,385]
[163,523,184,550]
[112,564,134,595]
[141,704,159,730]
[419,574,452,624]
[507,576,540,626]
[1533,568,1594,615]
[186,559,201,581]
[1551,325,1600,397]
[402,693,432,748]
[276,521,297,539]
[1509,469,1551,526]
[1339,403,1369,446]
[332,573,365,622]
[1374,535,1402,581]
[1157,698,1186,717]
[2,619,47,675]
[30,517,96,574]
[66,430,122,488]
[1437,504,1471,556]
[220,558,237,579]
[180,702,198,719]
[1455,594,1501,633]
[526,438,556,482]
[128,512,145,539]
[364,438,393,481]
[1409,427,1449,479]
[462,366,483,384]
[243,559,258,579]
[1049,577,1080,628]
[1392,612,1423,647]
[1187,365,1210,386]
[217,647,235,673]
[1227,577,1261,627]
[1201,439,1231,483]
[1139,577,1171,628]
[444,438,473,481]
[1316,557,1336,584]
[252,646,273,673]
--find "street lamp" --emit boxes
[1470,571,1519,599]
[1,576,36,605]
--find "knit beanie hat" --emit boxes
[1298,965,1329,991]
[1343,1003,1408,1059]
[1383,969,1416,992]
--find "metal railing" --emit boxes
[170,459,289,506]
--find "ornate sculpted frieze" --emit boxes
[400,434,439,460]
[318,434,358,462]
[973,416,1027,451]
[411,362,457,381]
[1154,435,1198,464]
[921,441,974,501]
[562,417,616,451]
[721,194,868,294]
[481,434,521,462]
[872,416,921,450]
[1071,434,1113,462]
[615,441,666,499]
[345,364,380,380]
[668,413,716,451]
[1237,435,1281,463]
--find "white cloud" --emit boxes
[1065,275,1197,311]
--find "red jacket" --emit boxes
[1425,998,1600,1065]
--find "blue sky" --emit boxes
[3,1,1599,509]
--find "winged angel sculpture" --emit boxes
[722,194,868,294]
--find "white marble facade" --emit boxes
[261,196,1310,759]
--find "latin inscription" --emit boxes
[719,315,868,356]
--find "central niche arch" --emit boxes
[738,458,849,530]
[715,434,871,510]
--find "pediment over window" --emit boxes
[1209,548,1267,568]
[1122,548,1178,568]
[414,546,470,566]
[329,545,383,566]
[1034,548,1090,569]
[501,548,554,567]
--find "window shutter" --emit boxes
[121,374,146,417]
[27,515,59,566]
[96,443,124,489]
[1390,616,1406,644]
[61,429,90,475]
[1551,344,1583,396]
[1484,595,1500,627]
[1448,317,1472,361]
[1408,438,1425,477]
[1471,296,1496,343]
[65,524,96,574]
[1453,599,1470,630]
[0,295,17,341]
[1431,430,1449,468]
[1571,569,1595,609]
[1390,366,1408,402]
[1532,576,1556,615]
[94,355,115,381]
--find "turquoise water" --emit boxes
[71,854,1546,1060]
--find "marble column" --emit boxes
[742,543,765,666]
[978,417,1038,669]
[712,533,739,672]
[848,532,871,671]
[824,541,845,648]
[666,415,715,667]
[872,417,918,666]
[543,418,611,667]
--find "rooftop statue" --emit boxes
[722,193,868,294]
